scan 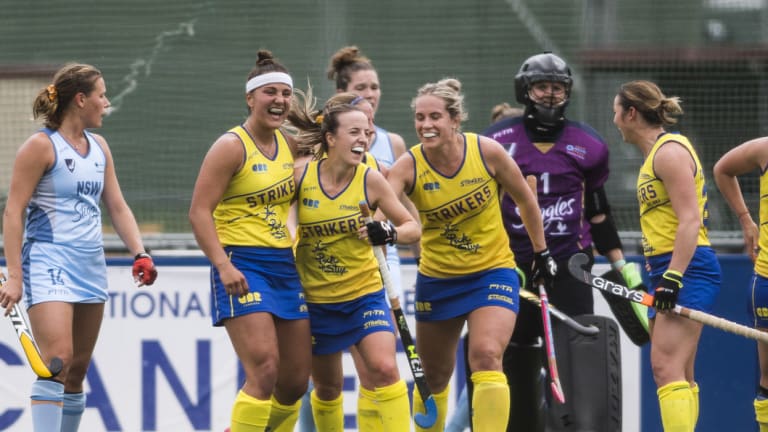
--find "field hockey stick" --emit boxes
[568,252,768,344]
[526,175,565,403]
[359,202,437,429]
[1,273,63,378]
[518,290,599,336]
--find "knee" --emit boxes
[468,344,504,372]
[364,357,400,387]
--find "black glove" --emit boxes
[366,220,397,246]
[531,249,557,285]
[654,270,682,311]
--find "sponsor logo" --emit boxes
[251,163,268,172]
[565,144,587,160]
[65,158,75,172]
[460,177,485,187]
[423,182,440,191]
[302,198,319,208]
[593,276,646,304]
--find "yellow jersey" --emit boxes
[213,126,295,248]
[295,160,382,303]
[756,167,768,277]
[637,133,711,256]
[408,133,516,278]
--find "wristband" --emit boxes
[611,259,626,271]
[135,252,151,260]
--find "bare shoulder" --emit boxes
[387,131,407,158]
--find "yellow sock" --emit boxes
[358,386,383,432]
[471,371,510,432]
[690,383,699,428]
[311,390,343,432]
[230,390,271,432]
[375,380,410,431]
[413,385,449,432]
[267,395,301,432]
[754,397,768,432]
[657,381,694,432]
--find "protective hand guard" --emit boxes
[133,253,158,287]
[654,270,682,311]
[366,220,397,246]
[531,249,557,285]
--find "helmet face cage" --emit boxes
[514,53,573,106]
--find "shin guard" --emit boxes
[754,396,768,432]
[310,391,343,432]
[231,390,270,431]
[471,371,510,432]
[375,380,410,431]
[657,381,694,432]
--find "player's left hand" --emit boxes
[653,270,682,312]
[133,253,158,287]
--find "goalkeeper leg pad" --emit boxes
[547,314,622,432]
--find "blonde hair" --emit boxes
[288,86,365,159]
[411,78,468,128]
[490,102,523,124]
[617,80,683,127]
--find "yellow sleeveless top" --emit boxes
[756,167,768,277]
[213,126,295,248]
[295,160,382,303]
[637,133,711,256]
[408,133,516,278]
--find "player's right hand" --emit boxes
[653,270,682,312]
[0,276,22,316]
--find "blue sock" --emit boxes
[61,392,86,432]
[31,380,64,432]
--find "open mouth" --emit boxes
[351,146,365,154]
[422,132,437,139]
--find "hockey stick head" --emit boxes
[567,252,591,283]
[414,395,438,429]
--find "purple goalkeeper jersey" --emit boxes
[483,117,610,263]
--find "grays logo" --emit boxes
[593,276,645,303]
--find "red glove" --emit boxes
[133,253,158,286]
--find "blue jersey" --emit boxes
[483,117,610,263]
[26,128,106,249]
[369,126,395,168]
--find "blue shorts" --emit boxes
[211,246,308,326]
[23,241,108,306]
[414,267,520,321]
[748,273,768,328]
[307,289,394,356]
[646,246,721,319]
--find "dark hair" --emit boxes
[247,49,290,84]
[617,80,683,127]
[327,46,375,91]
[32,63,102,129]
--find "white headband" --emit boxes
[245,72,293,93]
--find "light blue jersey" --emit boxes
[369,126,395,168]
[23,128,109,306]
[26,128,106,248]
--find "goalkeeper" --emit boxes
[481,52,643,431]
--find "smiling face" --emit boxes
[326,109,371,165]
[247,82,292,130]
[612,94,631,143]
[413,94,459,147]
[345,69,381,113]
